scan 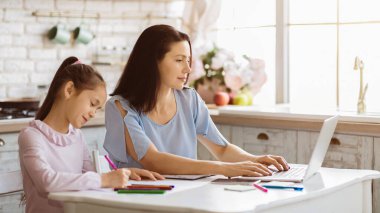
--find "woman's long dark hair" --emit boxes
[36,56,105,121]
[111,24,192,114]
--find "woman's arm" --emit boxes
[113,100,271,177]
[118,111,271,177]
[140,144,271,177]
[197,135,289,171]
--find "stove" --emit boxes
[0,108,37,120]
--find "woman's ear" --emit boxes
[63,81,75,99]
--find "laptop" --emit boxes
[239,115,339,183]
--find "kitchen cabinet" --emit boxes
[0,133,24,213]
[0,192,24,213]
[374,137,380,213]
[297,131,373,169]
[0,133,20,173]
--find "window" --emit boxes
[215,0,380,112]
[290,0,380,112]
[215,0,276,105]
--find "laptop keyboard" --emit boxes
[271,167,305,178]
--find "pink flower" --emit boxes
[247,58,265,72]
[224,71,243,92]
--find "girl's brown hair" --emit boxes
[36,56,105,120]
[111,24,192,114]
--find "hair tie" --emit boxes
[73,60,81,65]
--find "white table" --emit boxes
[49,167,380,213]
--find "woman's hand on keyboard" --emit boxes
[254,155,290,171]
[219,161,273,178]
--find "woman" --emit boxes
[104,25,289,177]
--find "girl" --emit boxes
[18,56,163,213]
[104,25,289,177]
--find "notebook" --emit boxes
[239,115,339,183]
[92,150,111,174]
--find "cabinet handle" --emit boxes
[257,133,269,141]
[0,138,5,147]
[330,137,341,145]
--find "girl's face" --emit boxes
[65,84,107,129]
[157,41,191,90]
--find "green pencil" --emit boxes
[117,189,166,194]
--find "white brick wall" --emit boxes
[0,23,24,34]
[113,1,139,13]
[29,48,57,60]
[0,0,186,98]
[0,0,23,9]
[4,9,36,22]
[0,73,28,84]
[4,60,34,73]
[0,35,12,45]
[35,61,60,73]
[0,86,6,99]
[25,0,54,10]
[0,61,4,72]
[0,47,27,59]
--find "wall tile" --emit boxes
[0,35,12,45]
[0,23,24,34]
[4,9,36,22]
[0,47,27,59]
[29,48,57,60]
[0,73,28,84]
[25,0,54,10]
[0,0,23,9]
[4,60,34,73]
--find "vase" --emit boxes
[195,78,228,104]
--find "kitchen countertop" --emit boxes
[0,111,105,133]
[1,106,380,136]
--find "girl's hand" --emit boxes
[101,168,130,188]
[128,168,165,181]
[254,155,290,171]
[219,161,273,178]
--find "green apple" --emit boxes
[245,92,253,105]
[233,93,250,105]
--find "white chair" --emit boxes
[92,150,111,174]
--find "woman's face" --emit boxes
[66,84,107,129]
[157,41,191,90]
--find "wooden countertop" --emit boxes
[1,107,380,137]
[0,111,105,133]
[211,114,380,137]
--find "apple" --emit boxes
[228,93,234,105]
[213,92,230,106]
[233,93,250,106]
[245,92,253,105]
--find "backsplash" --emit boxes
[0,0,186,98]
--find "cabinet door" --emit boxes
[81,126,107,156]
[232,126,297,163]
[297,131,373,169]
[0,192,24,213]
[0,133,21,172]
[373,137,380,213]
[197,124,232,161]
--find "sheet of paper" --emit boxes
[163,174,213,180]
[127,179,210,194]
[224,185,256,192]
